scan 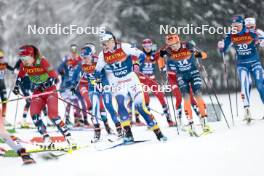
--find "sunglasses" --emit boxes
[170,42,180,47]
[71,47,77,52]
[20,56,32,62]
[82,55,92,59]
[143,44,152,49]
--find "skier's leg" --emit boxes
[238,65,252,120]
[20,88,31,127]
[71,94,82,127]
[189,88,201,117]
[102,92,122,135]
[47,93,71,139]
[168,72,183,122]
[116,94,134,143]
[30,96,48,136]
[129,73,167,141]
[148,77,174,125]
[177,75,193,121]
[76,89,88,123]
[0,108,34,164]
[0,86,7,120]
[60,91,72,125]
[80,84,92,126]
[89,92,102,141]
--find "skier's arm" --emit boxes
[41,58,59,87]
[13,63,26,95]
[94,52,107,79]
[156,49,167,73]
[122,43,143,58]
[218,34,232,53]
[41,58,58,79]
[257,29,264,47]
[5,63,14,71]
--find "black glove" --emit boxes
[70,85,77,95]
[13,77,22,95]
[13,86,20,95]
[42,77,58,88]
[34,77,58,92]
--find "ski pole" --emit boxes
[7,74,17,100]
[234,55,239,118]
[196,60,221,121]
[199,61,231,129]
[222,52,235,126]
[196,59,230,128]
[161,57,180,135]
[191,42,230,128]
[2,88,64,103]
[12,95,19,131]
[56,95,103,121]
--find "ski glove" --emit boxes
[13,86,20,95]
[70,84,77,95]
[13,77,22,95]
[35,77,58,92]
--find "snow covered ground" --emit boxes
[0,89,264,176]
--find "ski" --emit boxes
[101,140,150,150]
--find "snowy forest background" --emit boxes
[0,0,264,93]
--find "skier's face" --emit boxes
[246,24,256,30]
[170,42,181,51]
[232,23,243,33]
[143,45,152,53]
[21,56,34,66]
[102,39,115,52]
[83,55,93,64]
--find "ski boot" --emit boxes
[123,125,134,144]
[192,104,201,117]
[163,106,176,127]
[83,119,92,128]
[65,134,77,150]
[74,117,83,127]
[65,115,73,126]
[92,124,101,143]
[42,134,55,149]
[115,122,123,138]
[17,148,35,165]
[186,121,199,137]
[103,120,113,134]
[243,107,252,124]
[153,128,167,141]
[134,115,146,126]
[200,116,211,132]
[20,119,30,129]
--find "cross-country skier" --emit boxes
[136,38,176,127]
[58,44,85,127]
[0,107,35,164]
[13,59,49,128]
[218,16,264,122]
[95,31,167,143]
[72,46,122,141]
[0,49,14,123]
[12,45,73,146]
[158,34,209,135]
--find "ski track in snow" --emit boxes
[0,89,263,176]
